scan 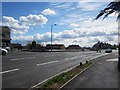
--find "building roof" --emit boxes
[46,44,65,47]
[67,45,82,49]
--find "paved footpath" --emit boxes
[61,53,119,89]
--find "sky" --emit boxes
[2,1,118,47]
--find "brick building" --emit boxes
[0,26,11,46]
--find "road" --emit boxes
[2,50,118,88]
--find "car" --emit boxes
[0,47,8,55]
[105,49,112,53]
[4,46,10,51]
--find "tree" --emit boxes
[94,0,120,21]
[31,41,36,49]
[94,0,120,71]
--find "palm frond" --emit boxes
[95,0,120,20]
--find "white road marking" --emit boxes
[64,55,91,61]
[64,58,70,61]
[66,56,77,60]
[0,68,19,74]
[11,57,36,61]
[115,53,118,56]
[106,58,118,62]
[36,61,58,66]
[11,58,25,61]
[44,55,55,58]
[26,57,36,59]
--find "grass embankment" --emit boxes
[37,62,92,89]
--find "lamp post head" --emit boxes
[54,24,57,26]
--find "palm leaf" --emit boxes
[95,0,120,20]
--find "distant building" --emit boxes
[66,45,82,49]
[46,44,65,49]
[0,26,11,46]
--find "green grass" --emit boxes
[39,62,92,88]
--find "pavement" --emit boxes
[61,52,119,89]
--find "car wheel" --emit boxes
[2,51,6,55]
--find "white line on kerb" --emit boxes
[0,68,19,74]
[36,61,58,66]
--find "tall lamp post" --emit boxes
[51,24,57,51]
[118,21,120,71]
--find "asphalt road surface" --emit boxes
[2,50,118,88]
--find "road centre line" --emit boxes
[11,58,25,61]
[36,61,58,66]
[11,57,36,61]
[0,68,19,74]
[26,57,36,59]
[64,56,78,61]
[63,53,108,62]
[64,55,88,61]
[106,58,118,62]
[64,58,70,61]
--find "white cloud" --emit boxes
[12,22,118,47]
[8,2,118,46]
[77,2,103,11]
[12,35,34,41]
[70,23,80,28]
[51,2,74,10]
[10,11,118,47]
[2,16,29,35]
[2,16,19,27]
[20,14,48,26]
[41,8,56,15]
[2,14,48,35]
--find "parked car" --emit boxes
[4,46,10,51]
[0,47,8,55]
[105,49,112,53]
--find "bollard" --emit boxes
[86,61,88,64]
[80,62,82,66]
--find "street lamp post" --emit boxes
[51,24,57,51]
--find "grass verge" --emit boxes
[34,62,92,89]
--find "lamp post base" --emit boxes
[118,43,120,72]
